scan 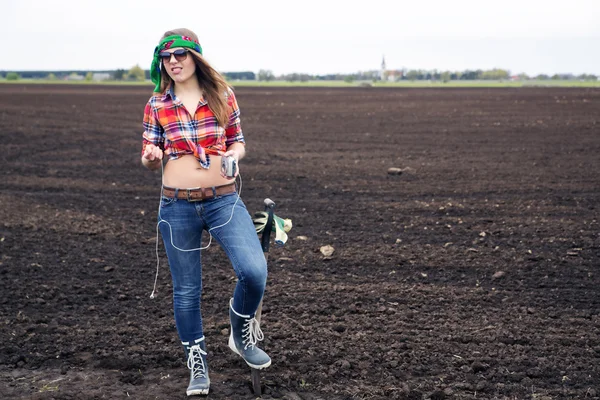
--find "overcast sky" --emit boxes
[2,0,599,76]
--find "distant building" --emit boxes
[92,73,111,81]
[65,74,84,81]
[385,70,403,82]
[380,56,403,81]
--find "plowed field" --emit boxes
[1,84,599,399]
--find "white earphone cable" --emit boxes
[149,159,242,299]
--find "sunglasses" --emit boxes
[159,49,189,63]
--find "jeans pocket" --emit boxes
[160,196,176,207]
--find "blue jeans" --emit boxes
[158,191,267,343]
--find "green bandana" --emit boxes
[150,35,203,92]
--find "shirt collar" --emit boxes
[161,84,176,101]
[160,83,208,107]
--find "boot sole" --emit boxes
[186,387,209,396]
[228,335,272,370]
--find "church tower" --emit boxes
[380,55,386,81]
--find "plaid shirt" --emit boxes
[142,86,245,169]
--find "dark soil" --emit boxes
[1,83,599,399]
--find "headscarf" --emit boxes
[150,35,202,92]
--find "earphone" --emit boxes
[149,159,242,299]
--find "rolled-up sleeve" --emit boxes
[224,89,245,147]
[141,98,164,155]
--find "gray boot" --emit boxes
[182,337,210,396]
[228,298,271,369]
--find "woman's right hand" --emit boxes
[143,143,163,162]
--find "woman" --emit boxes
[141,28,270,396]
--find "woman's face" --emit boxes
[160,47,196,84]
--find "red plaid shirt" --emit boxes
[142,86,245,169]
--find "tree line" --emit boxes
[0,66,147,82]
[1,67,597,82]
[257,69,598,82]
[0,67,256,82]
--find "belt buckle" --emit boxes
[186,188,204,202]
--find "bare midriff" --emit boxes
[162,154,233,188]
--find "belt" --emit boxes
[162,183,236,202]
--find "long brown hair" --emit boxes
[158,28,231,128]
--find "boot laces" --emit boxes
[242,317,264,350]
[187,344,207,379]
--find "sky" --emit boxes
[2,0,599,76]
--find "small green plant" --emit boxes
[299,379,310,388]
[6,72,19,81]
[39,383,59,392]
